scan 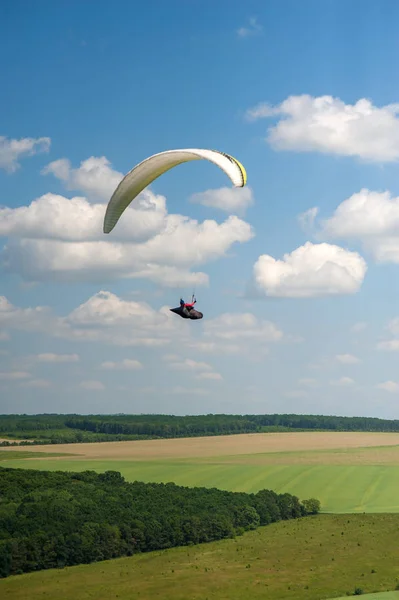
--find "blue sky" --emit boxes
[2,0,399,417]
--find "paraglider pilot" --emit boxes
[171,296,202,320]
[180,296,196,310]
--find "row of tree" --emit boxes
[0,467,320,578]
[1,412,399,446]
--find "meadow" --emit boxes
[1,514,399,600]
[2,431,399,513]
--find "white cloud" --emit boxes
[330,377,354,386]
[101,359,143,370]
[298,207,319,232]
[0,295,55,334]
[245,94,399,162]
[298,378,317,387]
[20,379,52,389]
[79,380,105,391]
[0,291,179,348]
[204,312,283,342]
[376,381,399,393]
[190,187,254,215]
[252,242,367,298]
[62,291,181,347]
[196,372,223,381]
[0,371,30,381]
[36,353,79,363]
[377,318,399,351]
[0,135,51,173]
[42,156,123,202]
[237,17,263,38]
[0,187,253,286]
[387,318,399,337]
[0,191,167,243]
[319,189,399,263]
[336,354,361,364]
[169,358,214,372]
[186,341,240,355]
[0,292,293,369]
[377,340,399,351]
[0,331,9,341]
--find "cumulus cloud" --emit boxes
[190,187,254,215]
[330,377,354,386]
[0,295,54,334]
[168,358,214,372]
[245,94,399,162]
[377,340,399,351]
[0,191,167,243]
[101,359,143,370]
[164,355,222,380]
[42,156,123,202]
[186,341,240,355]
[377,318,399,351]
[79,380,105,391]
[298,378,317,387]
[0,291,180,348]
[0,292,292,368]
[319,189,399,264]
[252,242,367,298]
[0,135,51,173]
[36,353,79,363]
[0,187,253,287]
[351,322,367,333]
[237,17,263,38]
[196,372,223,381]
[336,354,360,364]
[376,381,399,393]
[62,291,181,347]
[204,312,283,342]
[0,371,30,381]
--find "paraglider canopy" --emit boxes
[103,148,247,234]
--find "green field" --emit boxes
[1,514,399,600]
[3,449,399,513]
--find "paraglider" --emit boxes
[170,296,203,320]
[103,148,247,322]
[103,148,247,234]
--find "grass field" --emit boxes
[1,514,399,600]
[2,432,399,513]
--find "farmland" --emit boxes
[2,431,399,513]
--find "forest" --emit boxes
[1,412,399,445]
[0,467,320,578]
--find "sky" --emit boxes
[2,0,399,418]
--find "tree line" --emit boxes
[1,412,399,446]
[0,467,320,578]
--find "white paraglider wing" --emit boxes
[103,148,247,234]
